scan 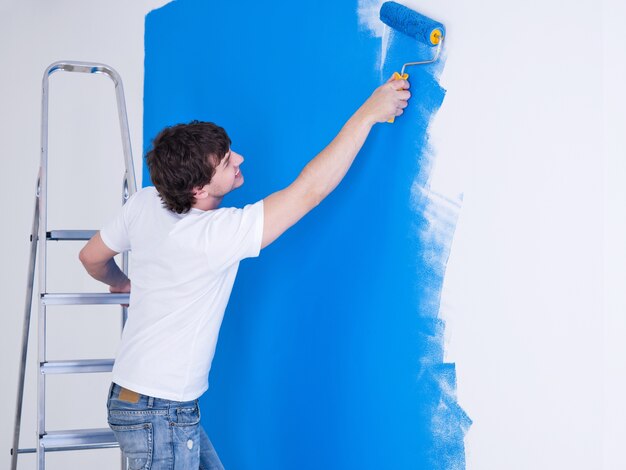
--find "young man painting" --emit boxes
[79,77,410,469]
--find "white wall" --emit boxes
[426,0,626,468]
[601,0,626,466]
[1,1,624,469]
[0,1,167,468]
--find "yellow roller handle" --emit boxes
[387,71,409,123]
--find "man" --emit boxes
[79,76,410,469]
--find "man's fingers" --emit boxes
[389,79,409,90]
[386,74,411,87]
[386,76,409,89]
[391,78,410,90]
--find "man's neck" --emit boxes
[191,196,223,211]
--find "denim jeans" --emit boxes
[107,383,224,470]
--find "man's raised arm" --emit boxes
[261,77,411,249]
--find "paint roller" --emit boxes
[379,1,445,122]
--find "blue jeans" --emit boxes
[107,383,224,470]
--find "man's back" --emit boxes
[102,186,264,401]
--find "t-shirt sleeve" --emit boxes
[100,202,132,253]
[198,200,264,270]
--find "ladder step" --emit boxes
[13,446,36,454]
[47,230,97,241]
[41,293,129,305]
[41,359,114,374]
[40,428,118,452]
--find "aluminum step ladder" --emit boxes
[11,61,137,470]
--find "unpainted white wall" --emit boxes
[425,0,626,468]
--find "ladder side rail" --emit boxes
[37,65,52,470]
[121,177,131,328]
[112,72,137,196]
[10,187,41,470]
[120,177,130,470]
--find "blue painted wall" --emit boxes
[144,1,469,468]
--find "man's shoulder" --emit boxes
[126,186,160,207]
[207,200,264,221]
[135,185,159,199]
[119,186,165,225]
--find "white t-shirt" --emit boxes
[100,186,264,402]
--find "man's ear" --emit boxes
[192,186,208,200]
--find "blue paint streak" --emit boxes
[144,1,470,468]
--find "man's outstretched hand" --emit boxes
[359,75,411,125]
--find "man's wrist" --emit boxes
[350,106,377,131]
[110,277,131,293]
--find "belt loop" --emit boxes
[147,395,154,408]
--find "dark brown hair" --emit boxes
[145,121,231,213]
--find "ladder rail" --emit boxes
[10,185,40,470]
[121,177,131,327]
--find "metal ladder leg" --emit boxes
[10,184,40,470]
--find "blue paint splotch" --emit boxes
[144,1,470,468]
